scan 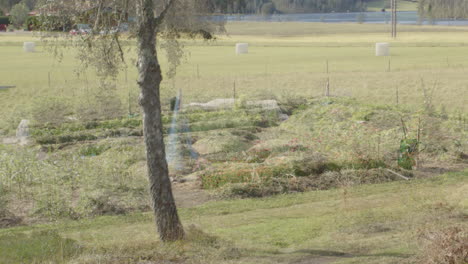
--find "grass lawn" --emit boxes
[0,170,466,263]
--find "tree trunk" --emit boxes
[136,0,184,242]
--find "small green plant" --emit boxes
[398,138,419,170]
[78,144,110,157]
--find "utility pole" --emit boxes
[391,0,397,38]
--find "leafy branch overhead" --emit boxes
[39,0,226,79]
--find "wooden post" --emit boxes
[233,79,236,100]
[325,77,330,97]
[48,72,51,90]
[396,86,399,105]
[416,116,421,169]
[125,67,131,115]
[325,60,330,97]
[391,0,397,38]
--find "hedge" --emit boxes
[0,16,10,25]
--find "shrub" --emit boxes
[417,226,468,264]
[0,16,10,25]
[201,164,291,189]
[78,144,110,157]
[9,3,29,28]
[25,15,40,30]
[261,2,276,16]
[31,97,72,125]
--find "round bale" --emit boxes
[236,43,249,54]
[23,42,36,53]
[375,42,390,56]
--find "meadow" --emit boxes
[0,22,467,263]
[1,22,468,133]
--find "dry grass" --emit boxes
[417,226,468,264]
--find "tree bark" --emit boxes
[136,0,184,242]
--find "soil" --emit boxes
[172,181,213,208]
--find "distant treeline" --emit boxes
[212,0,368,14]
[418,0,468,19]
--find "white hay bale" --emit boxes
[375,42,390,56]
[236,43,249,54]
[23,42,36,53]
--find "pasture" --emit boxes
[1,22,468,133]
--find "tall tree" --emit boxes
[40,0,224,241]
[0,0,20,11]
[9,2,28,28]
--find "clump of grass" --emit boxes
[31,96,73,125]
[78,144,110,157]
[200,163,291,189]
[70,225,240,264]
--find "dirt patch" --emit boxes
[172,181,213,208]
[0,215,23,228]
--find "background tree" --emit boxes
[0,0,19,11]
[21,0,36,10]
[40,0,225,242]
[9,2,28,28]
[419,0,468,19]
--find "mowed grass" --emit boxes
[0,22,467,133]
[1,170,466,263]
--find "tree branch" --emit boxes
[154,0,176,26]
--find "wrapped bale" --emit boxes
[236,43,249,54]
[375,42,390,56]
[23,42,35,53]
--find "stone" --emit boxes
[16,119,30,145]
[16,119,30,138]
[279,113,289,122]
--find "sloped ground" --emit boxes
[0,97,466,226]
[0,97,466,264]
[0,170,466,263]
